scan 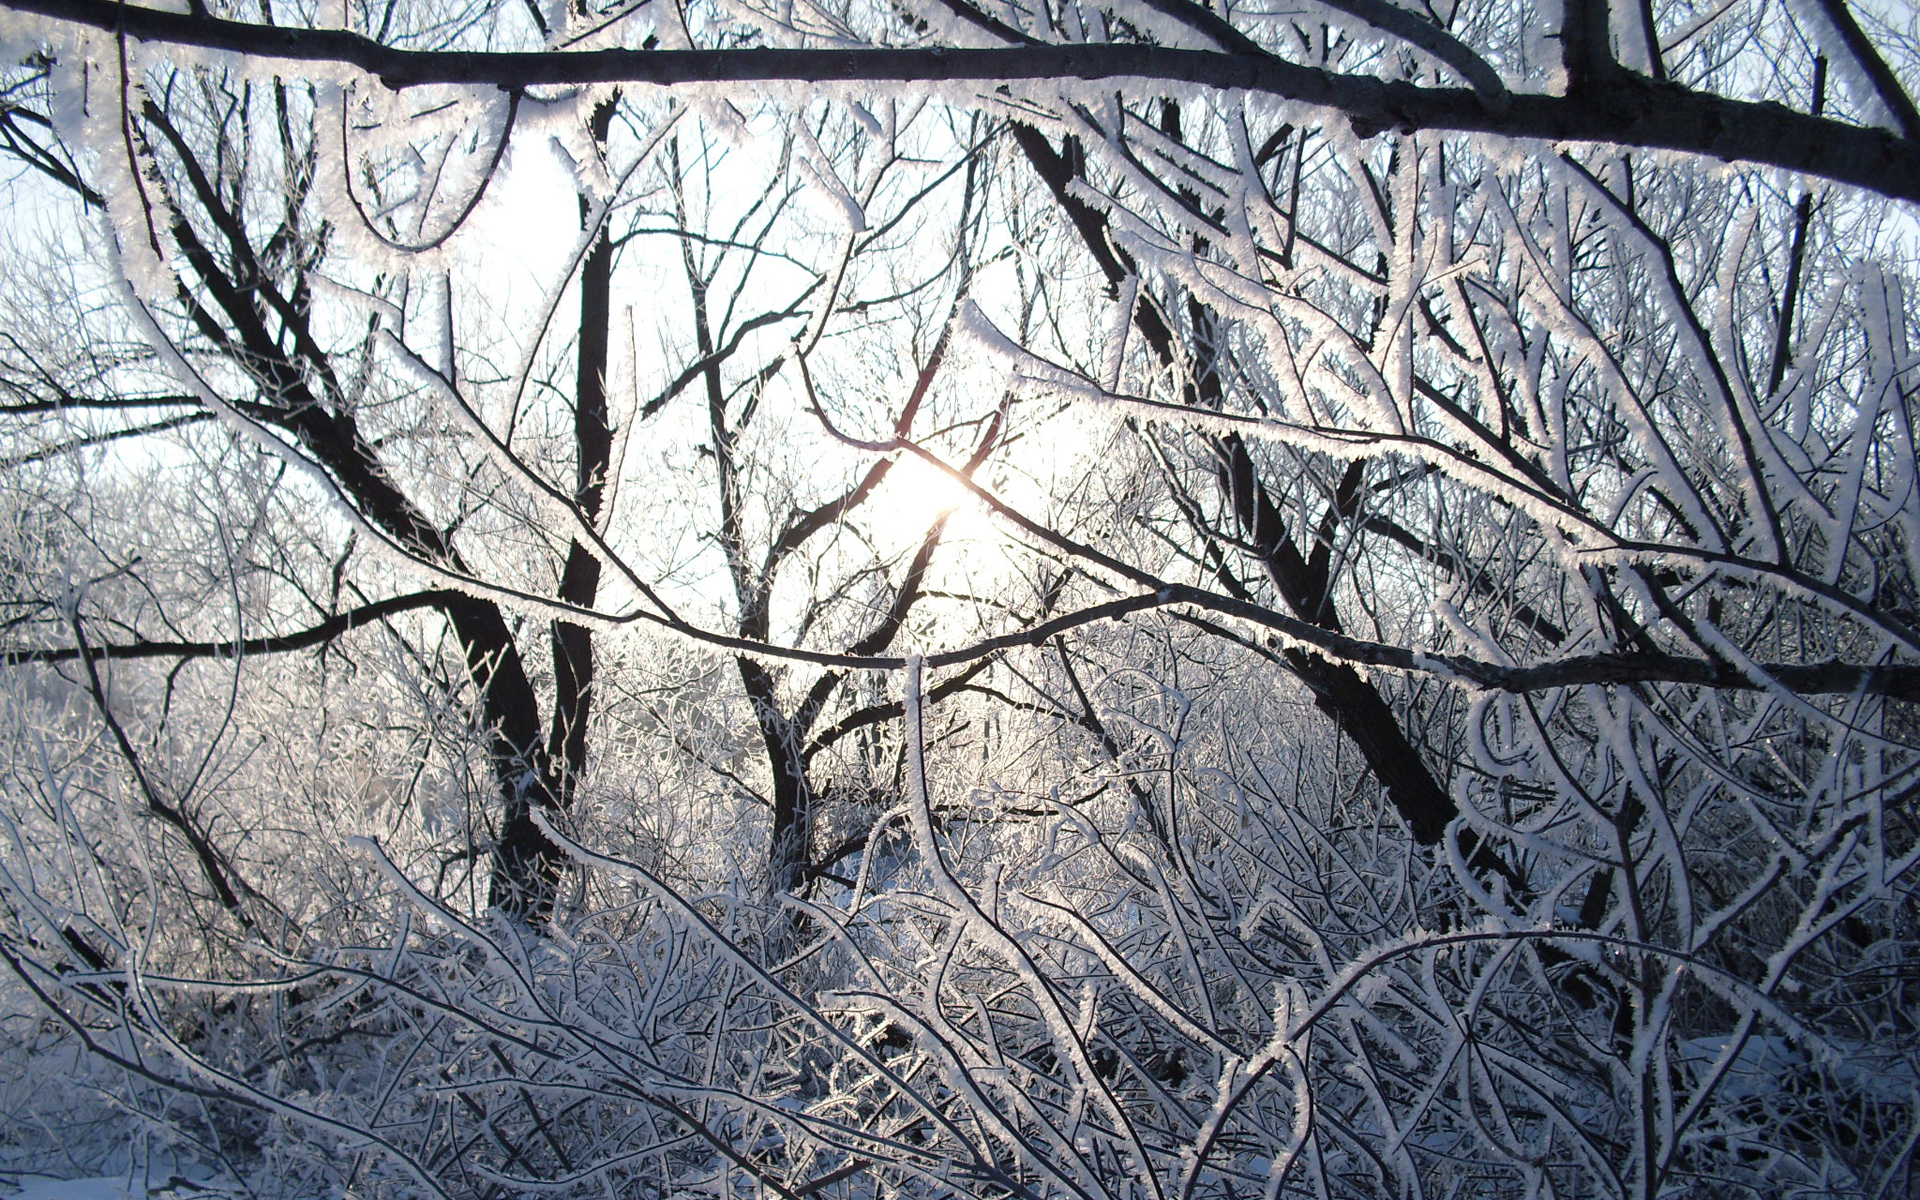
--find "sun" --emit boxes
[874,451,999,548]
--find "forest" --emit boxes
[0,0,1914,1195]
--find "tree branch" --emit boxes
[0,412,212,469]
[69,616,257,926]
[6,590,465,665]
[688,578,1920,700]
[19,0,1920,203]
[1813,0,1920,141]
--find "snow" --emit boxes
[4,1173,234,1200]
[6,1181,160,1200]
[4,2,1920,1197]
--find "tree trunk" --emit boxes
[1011,123,1458,844]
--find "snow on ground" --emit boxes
[4,1180,142,1200]
[4,1177,229,1200]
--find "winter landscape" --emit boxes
[0,0,1915,1195]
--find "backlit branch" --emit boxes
[6,590,465,665]
[15,0,1920,203]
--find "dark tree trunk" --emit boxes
[499,97,620,919]
[741,658,815,895]
[146,170,571,917]
[545,99,618,807]
[1010,122,1458,844]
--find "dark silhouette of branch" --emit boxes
[1134,0,1266,56]
[339,89,522,253]
[1812,0,1920,140]
[1559,0,1618,94]
[17,0,1920,203]
[68,615,256,926]
[6,590,465,665]
[1011,115,1462,842]
[516,96,619,920]
[587,572,1920,699]
[121,101,572,921]
[804,657,994,760]
[1313,0,1510,107]
[0,395,203,413]
[0,412,211,469]
[1769,59,1827,396]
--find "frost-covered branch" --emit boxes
[14,0,1920,202]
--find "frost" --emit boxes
[2,3,1918,1198]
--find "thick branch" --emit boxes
[638,581,1920,702]
[20,0,1920,203]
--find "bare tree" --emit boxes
[0,0,1915,1195]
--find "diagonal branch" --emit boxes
[0,412,212,469]
[68,615,261,927]
[1813,0,1920,141]
[1311,0,1510,108]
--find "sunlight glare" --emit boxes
[876,452,994,547]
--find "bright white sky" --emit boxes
[431,110,1067,646]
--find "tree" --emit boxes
[0,0,1916,1195]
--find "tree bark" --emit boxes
[28,0,1920,204]
[1011,123,1458,844]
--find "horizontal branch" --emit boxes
[12,567,1912,711]
[17,500,1889,702]
[631,580,1920,701]
[1068,586,1920,700]
[0,395,205,413]
[19,0,1920,203]
[804,657,993,760]
[4,589,464,665]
